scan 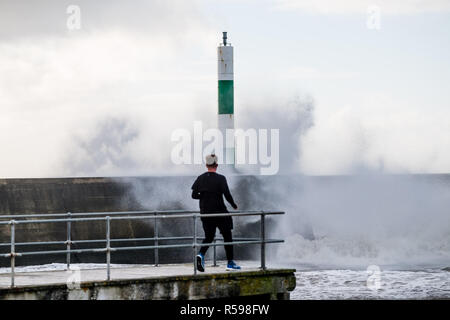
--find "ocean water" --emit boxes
[290,268,450,300]
[273,214,450,300]
[267,174,450,299]
[273,220,450,299]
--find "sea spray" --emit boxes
[272,174,450,268]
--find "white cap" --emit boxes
[205,154,218,165]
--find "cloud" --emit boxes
[0,0,206,40]
[284,66,360,80]
[272,0,450,15]
[0,0,219,178]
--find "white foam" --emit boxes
[0,263,131,274]
[291,269,450,300]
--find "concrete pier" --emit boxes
[0,177,296,300]
[0,262,296,300]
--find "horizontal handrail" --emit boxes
[0,210,274,220]
[0,210,199,219]
[0,211,282,225]
[0,237,263,247]
[2,239,284,258]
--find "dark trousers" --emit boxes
[199,218,234,261]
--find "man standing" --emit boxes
[191,153,241,272]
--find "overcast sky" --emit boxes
[0,0,449,177]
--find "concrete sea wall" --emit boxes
[0,175,286,267]
[0,269,296,300]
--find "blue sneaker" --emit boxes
[196,253,205,272]
[226,260,241,271]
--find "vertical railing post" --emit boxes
[213,239,217,267]
[260,213,266,270]
[193,214,197,275]
[106,216,111,281]
[154,212,159,267]
[10,220,16,288]
[66,212,72,270]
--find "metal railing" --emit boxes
[0,210,284,287]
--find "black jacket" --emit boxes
[191,172,237,229]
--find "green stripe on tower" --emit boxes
[218,80,234,114]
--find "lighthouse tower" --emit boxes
[217,32,235,167]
